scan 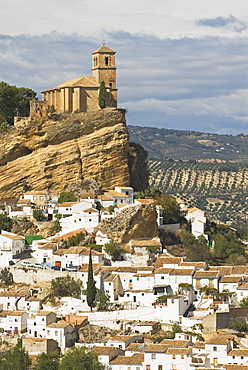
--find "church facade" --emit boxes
[41,45,117,114]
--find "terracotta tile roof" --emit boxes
[24,191,46,195]
[7,311,26,316]
[83,208,98,213]
[110,353,144,365]
[53,246,85,255]
[51,228,86,241]
[80,249,103,255]
[101,266,137,273]
[228,349,248,356]
[153,257,182,268]
[237,283,248,290]
[160,339,189,347]
[105,190,128,198]
[92,346,116,355]
[104,274,118,282]
[0,233,25,240]
[109,335,134,342]
[136,267,154,272]
[135,199,155,204]
[155,267,173,274]
[47,320,69,328]
[166,347,189,354]
[97,194,113,201]
[126,343,146,352]
[232,266,248,275]
[78,264,101,273]
[36,311,54,316]
[145,344,168,353]
[219,275,243,283]
[223,366,248,370]
[54,76,98,89]
[38,243,57,251]
[133,273,154,277]
[0,286,30,297]
[206,336,232,345]
[179,262,207,269]
[194,271,219,278]
[92,45,116,54]
[57,202,77,207]
[169,268,195,276]
[193,341,205,349]
[209,266,233,275]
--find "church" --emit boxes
[41,45,117,113]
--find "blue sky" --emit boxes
[1,0,247,134]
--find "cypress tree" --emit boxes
[98,81,106,109]
[86,249,96,310]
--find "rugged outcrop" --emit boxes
[128,142,149,191]
[96,204,158,244]
[0,108,130,197]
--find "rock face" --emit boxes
[0,108,130,197]
[97,204,159,244]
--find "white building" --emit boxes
[0,231,26,267]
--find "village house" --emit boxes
[104,274,123,302]
[27,311,57,338]
[32,242,57,265]
[109,353,144,370]
[193,270,221,294]
[184,207,207,238]
[205,336,234,367]
[236,282,248,302]
[0,231,26,267]
[92,346,123,367]
[0,310,28,334]
[46,320,77,351]
[0,285,31,311]
[219,275,243,293]
[107,334,144,350]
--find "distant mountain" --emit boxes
[128,125,248,161]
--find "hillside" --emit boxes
[128,125,248,223]
[128,125,248,161]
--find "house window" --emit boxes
[181,355,184,359]
[47,330,50,335]
[127,294,129,297]
[161,276,164,280]
[196,280,201,288]
[213,346,217,351]
[29,330,31,334]
[137,277,139,281]
[109,282,111,286]
[151,354,156,359]
[55,331,58,336]
[89,219,92,222]
[105,56,109,65]
[158,366,163,370]
[79,219,81,221]
[146,366,151,370]
[142,293,144,296]
[241,356,244,359]
[172,355,176,359]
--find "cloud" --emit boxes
[0,31,247,134]
[197,15,248,33]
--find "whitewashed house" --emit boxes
[110,353,144,370]
[104,274,123,302]
[169,268,195,295]
[236,283,248,302]
[0,310,29,334]
[205,336,233,367]
[0,286,31,311]
[0,231,26,267]
[45,320,77,351]
[114,187,134,204]
[184,207,206,238]
[219,275,243,293]
[27,311,57,338]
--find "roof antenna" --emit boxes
[103,39,105,46]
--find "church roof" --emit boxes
[92,45,116,54]
[42,76,98,92]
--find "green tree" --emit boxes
[58,191,77,204]
[180,230,210,262]
[213,232,245,263]
[136,187,161,199]
[156,194,184,224]
[0,214,13,232]
[229,318,247,332]
[240,297,248,307]
[0,338,31,370]
[34,352,60,370]
[104,240,125,262]
[52,219,62,233]
[59,346,104,370]
[86,249,96,310]
[51,275,82,299]
[0,267,14,286]
[98,81,106,109]
[95,289,109,311]
[33,209,46,221]
[0,81,36,125]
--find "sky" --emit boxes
[1,0,248,134]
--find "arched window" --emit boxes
[105,56,109,66]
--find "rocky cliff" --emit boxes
[97,204,159,244]
[0,108,130,197]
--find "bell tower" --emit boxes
[92,45,117,107]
